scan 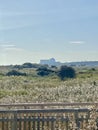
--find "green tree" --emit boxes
[58,65,76,80]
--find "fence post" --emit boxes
[74,110,80,130]
[12,111,17,130]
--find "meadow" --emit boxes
[0,65,98,104]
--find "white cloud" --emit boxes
[0,44,16,48]
[4,47,24,51]
[69,41,85,44]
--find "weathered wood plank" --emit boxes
[0,108,98,130]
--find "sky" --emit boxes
[0,0,98,65]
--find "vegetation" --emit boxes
[58,65,76,80]
[37,66,55,76]
[6,70,27,76]
[0,64,98,104]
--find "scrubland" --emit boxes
[0,66,98,104]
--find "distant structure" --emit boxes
[40,58,61,66]
[40,58,98,67]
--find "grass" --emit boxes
[0,66,98,104]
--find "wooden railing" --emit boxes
[0,103,98,130]
[0,102,98,109]
[0,108,95,130]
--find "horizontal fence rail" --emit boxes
[0,108,98,130]
[0,102,98,109]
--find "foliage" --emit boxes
[6,70,27,76]
[22,62,41,68]
[37,66,55,76]
[58,65,76,80]
[37,70,50,76]
[0,65,98,104]
[91,68,96,71]
[22,62,34,68]
[13,63,41,69]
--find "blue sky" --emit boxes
[0,0,98,65]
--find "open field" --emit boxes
[0,66,98,104]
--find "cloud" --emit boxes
[4,47,24,52]
[0,23,33,31]
[0,44,16,48]
[0,44,25,52]
[0,44,16,51]
[69,41,85,44]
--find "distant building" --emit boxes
[40,58,98,67]
[40,58,61,66]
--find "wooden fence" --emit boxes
[0,103,98,130]
[0,108,94,130]
[0,102,98,109]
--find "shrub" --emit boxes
[22,62,34,68]
[58,65,76,80]
[37,66,55,76]
[6,70,27,76]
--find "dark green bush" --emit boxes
[58,65,76,80]
[22,63,34,68]
[37,66,55,76]
[6,70,27,76]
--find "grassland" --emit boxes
[0,65,98,104]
